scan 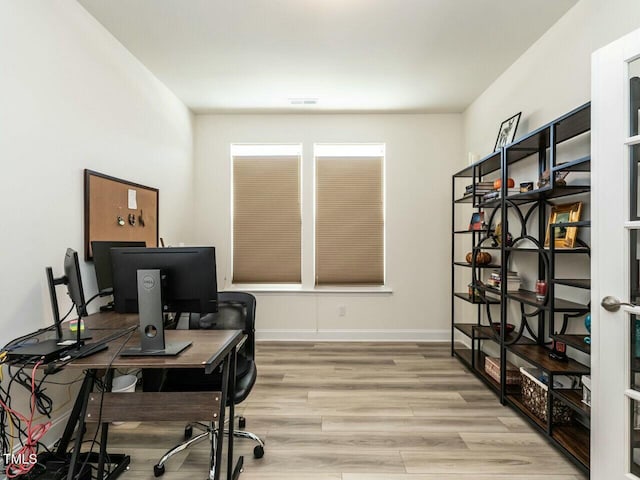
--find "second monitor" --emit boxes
[110,246,218,356]
[92,240,146,295]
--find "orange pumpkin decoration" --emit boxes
[493,178,515,190]
[465,251,492,265]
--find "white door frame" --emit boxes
[592,26,640,480]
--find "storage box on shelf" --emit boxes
[450,102,591,473]
[485,356,520,386]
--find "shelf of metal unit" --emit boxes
[552,389,591,417]
[551,278,590,289]
[507,344,590,375]
[553,155,591,173]
[454,292,500,305]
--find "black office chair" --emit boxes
[146,292,265,477]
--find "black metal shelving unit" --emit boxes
[451,102,591,473]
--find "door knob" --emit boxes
[601,295,638,312]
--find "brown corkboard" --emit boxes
[84,169,159,260]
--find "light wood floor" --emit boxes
[105,342,588,480]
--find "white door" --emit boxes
[592,27,640,479]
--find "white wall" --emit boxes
[194,114,463,340]
[0,1,194,345]
[463,0,640,160]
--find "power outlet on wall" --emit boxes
[338,305,346,317]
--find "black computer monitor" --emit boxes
[111,247,218,356]
[64,248,87,318]
[111,246,218,315]
[92,240,146,294]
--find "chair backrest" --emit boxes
[189,291,256,361]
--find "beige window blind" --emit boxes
[233,155,301,283]
[315,155,384,285]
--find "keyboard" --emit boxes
[43,326,138,373]
[69,325,138,359]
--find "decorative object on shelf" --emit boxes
[535,280,547,301]
[493,177,515,190]
[584,313,591,344]
[494,112,522,151]
[491,322,515,334]
[544,201,583,248]
[520,367,574,424]
[491,222,513,247]
[128,213,136,226]
[465,251,492,265]
[555,171,569,186]
[467,282,485,302]
[468,211,485,231]
[537,169,569,188]
[519,182,534,193]
[117,216,125,226]
[485,356,520,385]
[549,337,569,362]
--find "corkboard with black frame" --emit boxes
[84,169,159,260]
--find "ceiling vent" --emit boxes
[289,98,318,105]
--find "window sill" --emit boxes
[224,284,393,294]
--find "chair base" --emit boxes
[153,418,265,478]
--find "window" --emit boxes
[314,144,385,286]
[231,144,301,283]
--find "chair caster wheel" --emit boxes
[153,464,165,477]
[253,445,264,459]
[239,417,246,429]
[184,425,193,440]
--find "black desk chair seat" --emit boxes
[144,292,264,477]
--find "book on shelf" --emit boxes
[464,182,496,195]
[482,189,520,201]
[487,270,521,291]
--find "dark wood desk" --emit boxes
[58,312,243,480]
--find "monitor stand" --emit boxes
[46,267,92,341]
[121,269,191,357]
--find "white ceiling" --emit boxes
[78,0,578,114]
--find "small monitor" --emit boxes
[92,241,146,294]
[111,247,218,314]
[64,248,87,317]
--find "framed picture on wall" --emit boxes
[494,112,522,151]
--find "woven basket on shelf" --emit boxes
[520,367,573,424]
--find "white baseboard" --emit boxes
[255,329,450,342]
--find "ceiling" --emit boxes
[78,0,578,114]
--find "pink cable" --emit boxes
[1,361,52,478]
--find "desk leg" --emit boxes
[56,372,94,455]
[66,370,96,480]
[210,351,230,480]
[227,346,239,480]
[97,369,114,478]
